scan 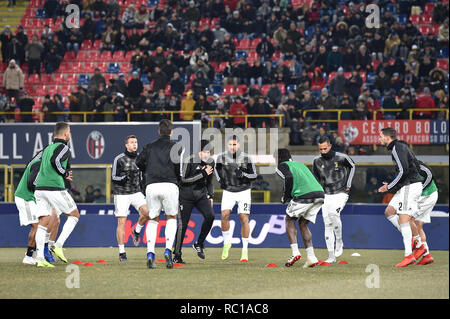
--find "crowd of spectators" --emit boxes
[0,0,449,142]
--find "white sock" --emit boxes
[146,220,158,253]
[222,230,231,245]
[324,226,335,258]
[48,240,55,249]
[45,231,50,244]
[400,222,413,256]
[55,216,78,248]
[165,218,177,250]
[290,243,301,256]
[423,242,430,256]
[135,223,143,234]
[306,246,315,259]
[36,225,47,260]
[332,214,343,243]
[414,235,422,248]
[387,215,400,231]
[242,237,249,251]
[118,244,125,254]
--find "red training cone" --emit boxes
[265,263,278,267]
[157,259,165,263]
[96,259,107,263]
[83,262,94,266]
[338,260,348,264]
[173,263,184,268]
[72,260,83,264]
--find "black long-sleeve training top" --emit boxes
[179,151,215,202]
[112,150,143,195]
[214,150,257,192]
[386,140,422,193]
[312,150,356,195]
[136,135,183,187]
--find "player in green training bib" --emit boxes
[410,161,439,265]
[34,122,80,268]
[276,149,324,268]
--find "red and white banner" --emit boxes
[338,120,431,145]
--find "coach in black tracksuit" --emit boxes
[173,140,215,263]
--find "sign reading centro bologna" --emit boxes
[339,120,449,145]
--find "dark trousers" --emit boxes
[173,197,214,256]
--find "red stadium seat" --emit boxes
[272,50,282,61]
[222,85,235,96]
[409,14,420,25]
[359,71,367,83]
[80,41,92,50]
[41,74,53,84]
[76,51,90,62]
[419,25,431,36]
[421,14,433,25]
[120,62,131,73]
[58,62,72,73]
[437,59,449,71]
[237,38,251,50]
[246,51,259,64]
[84,62,96,73]
[218,62,229,73]
[35,86,48,97]
[96,62,108,73]
[371,59,382,71]
[92,40,101,50]
[89,51,101,62]
[113,50,128,62]
[432,24,441,36]
[71,62,83,73]
[250,37,261,50]
[164,85,172,96]
[424,3,435,15]
[27,74,40,85]
[261,84,270,95]
[236,84,247,96]
[65,74,78,84]
[53,74,65,85]
[327,72,337,84]
[277,83,285,95]
[64,51,76,62]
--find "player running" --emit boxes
[276,149,324,268]
[34,122,81,267]
[112,135,150,262]
[14,150,59,265]
[312,136,355,264]
[173,139,215,263]
[410,160,438,265]
[215,135,257,262]
[378,128,423,267]
[136,119,183,269]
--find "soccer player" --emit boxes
[215,135,257,262]
[112,135,150,262]
[312,136,355,263]
[410,160,438,265]
[173,139,215,263]
[34,122,81,267]
[14,150,59,264]
[276,149,324,268]
[136,119,183,269]
[378,128,423,267]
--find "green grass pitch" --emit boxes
[0,247,448,299]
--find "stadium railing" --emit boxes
[0,111,284,128]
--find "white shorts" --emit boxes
[413,191,438,224]
[114,192,147,218]
[286,199,324,224]
[15,196,39,226]
[35,190,77,218]
[146,183,179,219]
[322,192,349,218]
[389,182,422,216]
[221,189,251,215]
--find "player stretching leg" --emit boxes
[34,122,80,267]
[312,136,355,263]
[112,135,150,262]
[215,135,257,262]
[276,149,324,268]
[378,129,423,268]
[173,140,215,263]
[136,120,182,269]
[410,161,438,265]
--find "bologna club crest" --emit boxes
[86,130,105,159]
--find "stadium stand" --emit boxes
[0,0,447,144]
